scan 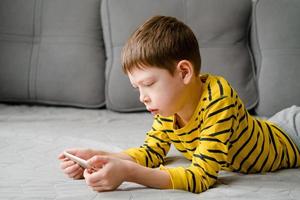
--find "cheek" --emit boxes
[156,87,180,106]
[152,79,183,107]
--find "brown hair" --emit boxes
[121,15,201,75]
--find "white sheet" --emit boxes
[0,104,299,200]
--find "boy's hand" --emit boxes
[83,156,129,192]
[58,148,95,179]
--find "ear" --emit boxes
[176,60,194,84]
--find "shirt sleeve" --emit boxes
[161,95,237,193]
[123,116,172,168]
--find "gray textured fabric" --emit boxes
[253,0,300,116]
[268,105,300,151]
[102,0,258,112]
[1,103,300,199]
[0,0,106,108]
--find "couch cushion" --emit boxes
[102,0,258,112]
[0,0,106,108]
[252,0,300,116]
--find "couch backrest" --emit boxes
[251,0,300,116]
[1,0,299,117]
[102,0,258,112]
[0,0,106,108]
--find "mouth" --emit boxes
[147,108,159,115]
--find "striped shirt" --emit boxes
[123,74,300,193]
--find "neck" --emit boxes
[175,76,202,127]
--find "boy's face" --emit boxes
[128,66,187,117]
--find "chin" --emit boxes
[158,111,174,118]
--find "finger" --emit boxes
[84,170,94,185]
[70,168,84,179]
[88,179,114,192]
[65,163,82,175]
[83,168,93,179]
[60,160,75,170]
[84,169,106,186]
[91,185,112,192]
[87,156,109,168]
[59,157,70,164]
[73,172,83,180]
[87,167,97,174]
[86,177,107,188]
[87,169,106,185]
[68,169,81,178]
[62,157,70,162]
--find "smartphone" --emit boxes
[63,151,90,169]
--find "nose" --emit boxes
[139,91,150,104]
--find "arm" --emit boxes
[58,148,135,180]
[83,155,172,191]
[125,159,172,189]
[83,116,173,191]
[122,116,172,167]
[59,116,170,180]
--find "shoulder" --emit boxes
[198,74,240,118]
[201,74,236,103]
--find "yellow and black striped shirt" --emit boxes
[124,74,300,193]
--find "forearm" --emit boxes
[124,161,172,189]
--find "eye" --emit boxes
[144,81,154,87]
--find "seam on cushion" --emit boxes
[34,0,43,101]
[248,1,256,76]
[246,0,259,109]
[105,0,113,77]
[249,0,258,77]
[28,0,42,101]
[253,0,262,78]
[104,0,117,109]
[32,0,40,100]
[28,0,36,100]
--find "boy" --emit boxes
[58,16,300,193]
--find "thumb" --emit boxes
[87,155,109,168]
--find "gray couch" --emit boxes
[1,0,299,116]
[0,0,300,199]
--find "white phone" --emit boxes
[63,151,90,169]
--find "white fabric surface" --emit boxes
[0,104,300,200]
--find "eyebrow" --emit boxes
[139,78,153,84]
[132,77,155,87]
